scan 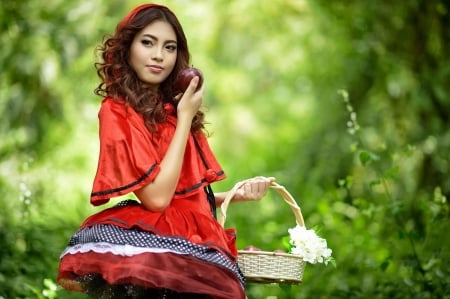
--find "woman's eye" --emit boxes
[166,44,177,52]
[141,39,153,46]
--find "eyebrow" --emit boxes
[142,33,177,44]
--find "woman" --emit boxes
[57,4,274,299]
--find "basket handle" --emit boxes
[218,182,305,228]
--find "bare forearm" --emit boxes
[213,191,249,206]
[214,176,276,207]
[135,116,191,211]
[214,192,229,207]
[134,77,203,212]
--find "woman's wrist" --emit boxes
[214,191,228,207]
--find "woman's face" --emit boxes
[129,20,177,90]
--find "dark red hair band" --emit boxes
[117,3,170,31]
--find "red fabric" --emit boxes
[90,98,226,206]
[58,251,245,299]
[59,98,239,296]
[82,195,238,257]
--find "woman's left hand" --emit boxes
[233,176,276,202]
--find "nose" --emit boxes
[152,46,163,62]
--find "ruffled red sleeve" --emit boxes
[90,98,226,206]
[90,98,161,205]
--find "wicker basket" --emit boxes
[218,182,307,284]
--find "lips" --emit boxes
[147,65,164,73]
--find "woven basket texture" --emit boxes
[238,250,306,284]
[219,182,307,284]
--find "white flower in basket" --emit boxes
[288,225,333,265]
[219,182,334,284]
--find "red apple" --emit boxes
[243,245,261,251]
[174,67,203,92]
[274,249,286,253]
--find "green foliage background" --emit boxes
[1,0,449,298]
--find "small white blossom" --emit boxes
[288,225,332,265]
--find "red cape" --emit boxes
[90,98,226,206]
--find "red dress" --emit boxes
[57,98,245,299]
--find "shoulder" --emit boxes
[97,98,131,138]
[99,97,143,124]
[99,97,126,117]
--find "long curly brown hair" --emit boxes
[94,5,205,132]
